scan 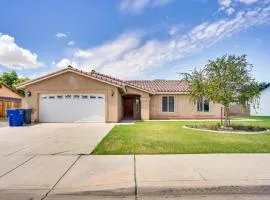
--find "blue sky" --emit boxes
[0,0,269,81]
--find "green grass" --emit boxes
[93,117,270,155]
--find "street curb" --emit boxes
[137,185,270,196]
[46,185,270,198]
[49,187,135,197]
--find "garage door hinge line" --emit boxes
[41,155,81,200]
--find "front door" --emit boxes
[123,98,133,118]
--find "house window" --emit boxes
[162,96,174,112]
[197,97,210,112]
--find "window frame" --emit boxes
[161,96,175,113]
[197,97,210,113]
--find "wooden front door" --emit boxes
[123,98,134,118]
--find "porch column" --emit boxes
[140,97,150,120]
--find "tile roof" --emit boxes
[17,66,189,93]
[126,80,189,93]
[90,70,126,87]
[90,69,188,93]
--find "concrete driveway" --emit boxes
[0,120,8,127]
[0,123,114,155]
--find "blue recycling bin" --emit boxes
[6,109,25,127]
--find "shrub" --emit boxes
[186,124,267,132]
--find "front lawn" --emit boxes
[93,117,270,155]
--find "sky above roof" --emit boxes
[0,0,269,81]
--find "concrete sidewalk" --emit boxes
[136,154,270,198]
[0,154,270,199]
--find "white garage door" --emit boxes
[39,93,105,122]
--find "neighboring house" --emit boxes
[17,66,223,123]
[250,84,270,116]
[0,83,22,118]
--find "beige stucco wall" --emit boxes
[150,94,223,119]
[23,71,120,123]
[0,84,22,99]
[117,91,123,121]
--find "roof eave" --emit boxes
[155,91,189,94]
[125,84,155,94]
[16,68,124,89]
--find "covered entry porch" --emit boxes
[122,95,141,120]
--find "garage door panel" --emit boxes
[39,94,105,122]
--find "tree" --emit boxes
[181,55,260,128]
[258,82,270,91]
[0,70,30,96]
[0,70,18,87]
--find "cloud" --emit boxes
[67,41,75,46]
[235,0,258,4]
[56,4,270,78]
[152,0,174,6]
[218,0,261,15]
[218,0,232,7]
[226,7,235,15]
[169,24,186,36]
[218,0,235,16]
[56,58,77,68]
[28,70,55,79]
[0,33,42,69]
[119,0,174,14]
[56,32,67,38]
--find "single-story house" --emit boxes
[250,84,270,116]
[0,83,22,118]
[17,66,222,123]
